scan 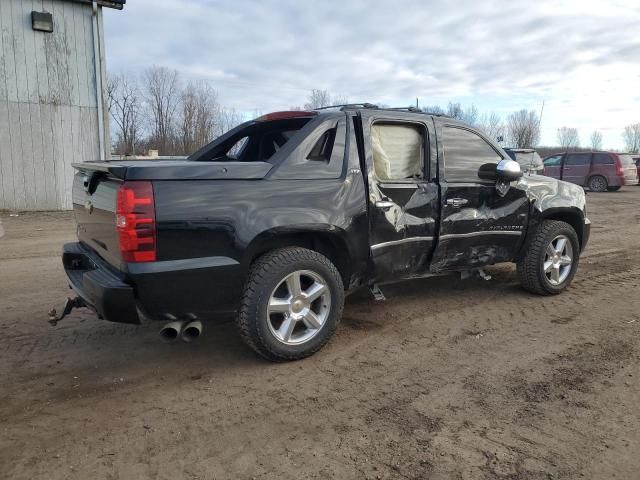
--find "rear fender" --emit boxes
[243,225,366,289]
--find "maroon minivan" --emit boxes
[543,152,639,191]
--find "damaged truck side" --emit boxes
[55,106,590,361]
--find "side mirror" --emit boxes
[496,159,523,182]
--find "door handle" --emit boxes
[446,198,468,208]
[375,200,394,210]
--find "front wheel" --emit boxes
[517,220,580,295]
[237,247,344,361]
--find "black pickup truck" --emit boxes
[54,106,590,361]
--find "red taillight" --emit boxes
[613,155,624,176]
[116,181,156,263]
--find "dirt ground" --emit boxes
[1,188,639,480]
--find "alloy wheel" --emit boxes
[267,270,331,345]
[543,235,573,286]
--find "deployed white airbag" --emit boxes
[371,124,422,180]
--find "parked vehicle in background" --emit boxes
[633,155,640,183]
[51,106,590,361]
[543,152,639,191]
[504,148,544,174]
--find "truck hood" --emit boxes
[520,174,587,214]
[72,160,273,181]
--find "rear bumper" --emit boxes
[623,173,639,185]
[63,243,140,324]
[62,242,246,323]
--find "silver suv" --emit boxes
[504,148,544,174]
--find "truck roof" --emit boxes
[313,103,454,119]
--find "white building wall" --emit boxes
[0,0,108,211]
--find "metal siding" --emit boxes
[0,103,12,209]
[0,0,103,211]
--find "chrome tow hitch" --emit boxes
[47,297,86,326]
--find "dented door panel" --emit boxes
[358,110,440,280]
[430,182,529,272]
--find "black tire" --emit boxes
[517,220,580,296]
[237,247,344,361]
[588,175,607,192]
[607,186,621,191]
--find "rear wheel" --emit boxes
[607,186,621,191]
[588,175,607,192]
[517,220,580,295]
[237,247,344,361]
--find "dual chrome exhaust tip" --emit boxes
[159,319,202,343]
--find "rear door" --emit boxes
[430,122,529,272]
[543,154,563,179]
[562,153,591,185]
[358,111,439,279]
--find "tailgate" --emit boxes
[72,167,122,268]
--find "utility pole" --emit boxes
[416,97,419,110]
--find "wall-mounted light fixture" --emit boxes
[31,11,54,33]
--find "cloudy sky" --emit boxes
[104,0,640,148]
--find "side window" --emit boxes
[371,123,424,181]
[307,128,336,162]
[442,126,502,182]
[592,153,614,165]
[564,154,589,166]
[543,155,562,166]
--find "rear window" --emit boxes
[618,154,635,166]
[189,117,312,162]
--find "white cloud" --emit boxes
[104,0,640,148]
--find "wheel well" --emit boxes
[542,211,584,248]
[246,232,352,287]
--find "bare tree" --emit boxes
[304,89,332,109]
[622,123,640,153]
[107,73,142,156]
[477,112,505,142]
[332,94,349,106]
[590,130,603,150]
[446,102,464,120]
[557,127,580,149]
[507,109,540,148]
[215,108,244,137]
[179,81,221,155]
[143,66,181,154]
[422,104,444,115]
[445,102,478,125]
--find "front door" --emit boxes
[543,154,563,179]
[562,153,591,185]
[430,122,530,272]
[359,111,440,280]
